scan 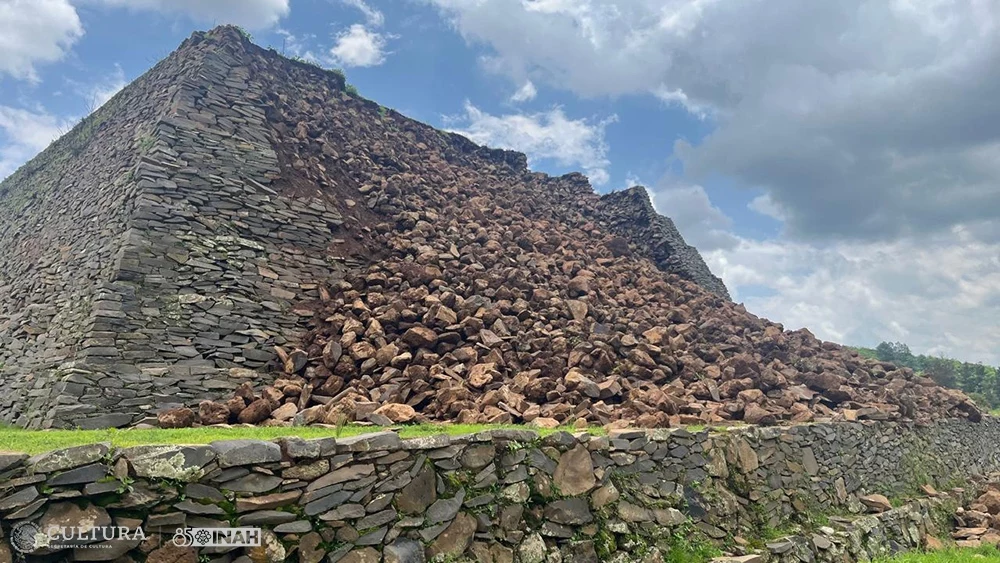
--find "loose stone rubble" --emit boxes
[1,419,999,563]
[951,478,1000,547]
[0,26,982,430]
[188,29,981,430]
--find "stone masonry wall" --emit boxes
[0,419,996,563]
[0,33,205,429]
[599,187,731,300]
[0,30,350,429]
[83,31,349,428]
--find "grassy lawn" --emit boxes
[0,423,605,454]
[877,546,1000,562]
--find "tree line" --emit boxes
[854,342,1000,410]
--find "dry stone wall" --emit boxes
[0,34,198,429]
[0,419,995,563]
[100,31,349,426]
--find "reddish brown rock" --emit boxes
[402,326,438,348]
[198,401,230,425]
[158,407,196,429]
[373,403,417,423]
[201,35,981,430]
[238,399,274,424]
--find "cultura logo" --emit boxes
[8,523,146,552]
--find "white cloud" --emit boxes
[510,81,537,103]
[329,24,388,67]
[342,0,384,27]
[276,29,323,63]
[428,0,1000,243]
[647,183,1000,365]
[748,193,786,222]
[705,231,1000,366]
[448,102,616,185]
[0,105,74,179]
[95,0,289,29]
[624,172,643,188]
[653,86,709,119]
[0,0,83,81]
[428,0,1000,366]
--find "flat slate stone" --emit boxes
[219,473,283,494]
[29,443,109,473]
[274,520,313,533]
[304,490,352,516]
[211,440,282,468]
[124,445,216,481]
[0,453,28,472]
[426,489,465,525]
[48,463,109,486]
[175,499,226,515]
[306,464,375,491]
[238,510,297,525]
[276,436,323,459]
[0,486,40,511]
[336,432,402,453]
[6,497,46,520]
[75,413,134,430]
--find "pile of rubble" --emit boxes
[158,41,982,430]
[952,483,1000,547]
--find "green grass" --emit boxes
[876,546,1000,562]
[0,423,605,454]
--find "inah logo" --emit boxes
[10,522,41,553]
[172,527,261,547]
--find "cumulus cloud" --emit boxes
[95,0,289,29]
[704,231,1000,365]
[645,183,1000,364]
[0,0,83,82]
[428,0,1000,243]
[447,102,616,185]
[510,81,537,103]
[748,194,786,222]
[329,24,388,67]
[0,105,74,179]
[324,0,392,68]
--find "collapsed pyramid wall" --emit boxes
[0,27,734,428]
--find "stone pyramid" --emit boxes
[0,27,727,429]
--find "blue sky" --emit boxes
[2,0,999,365]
